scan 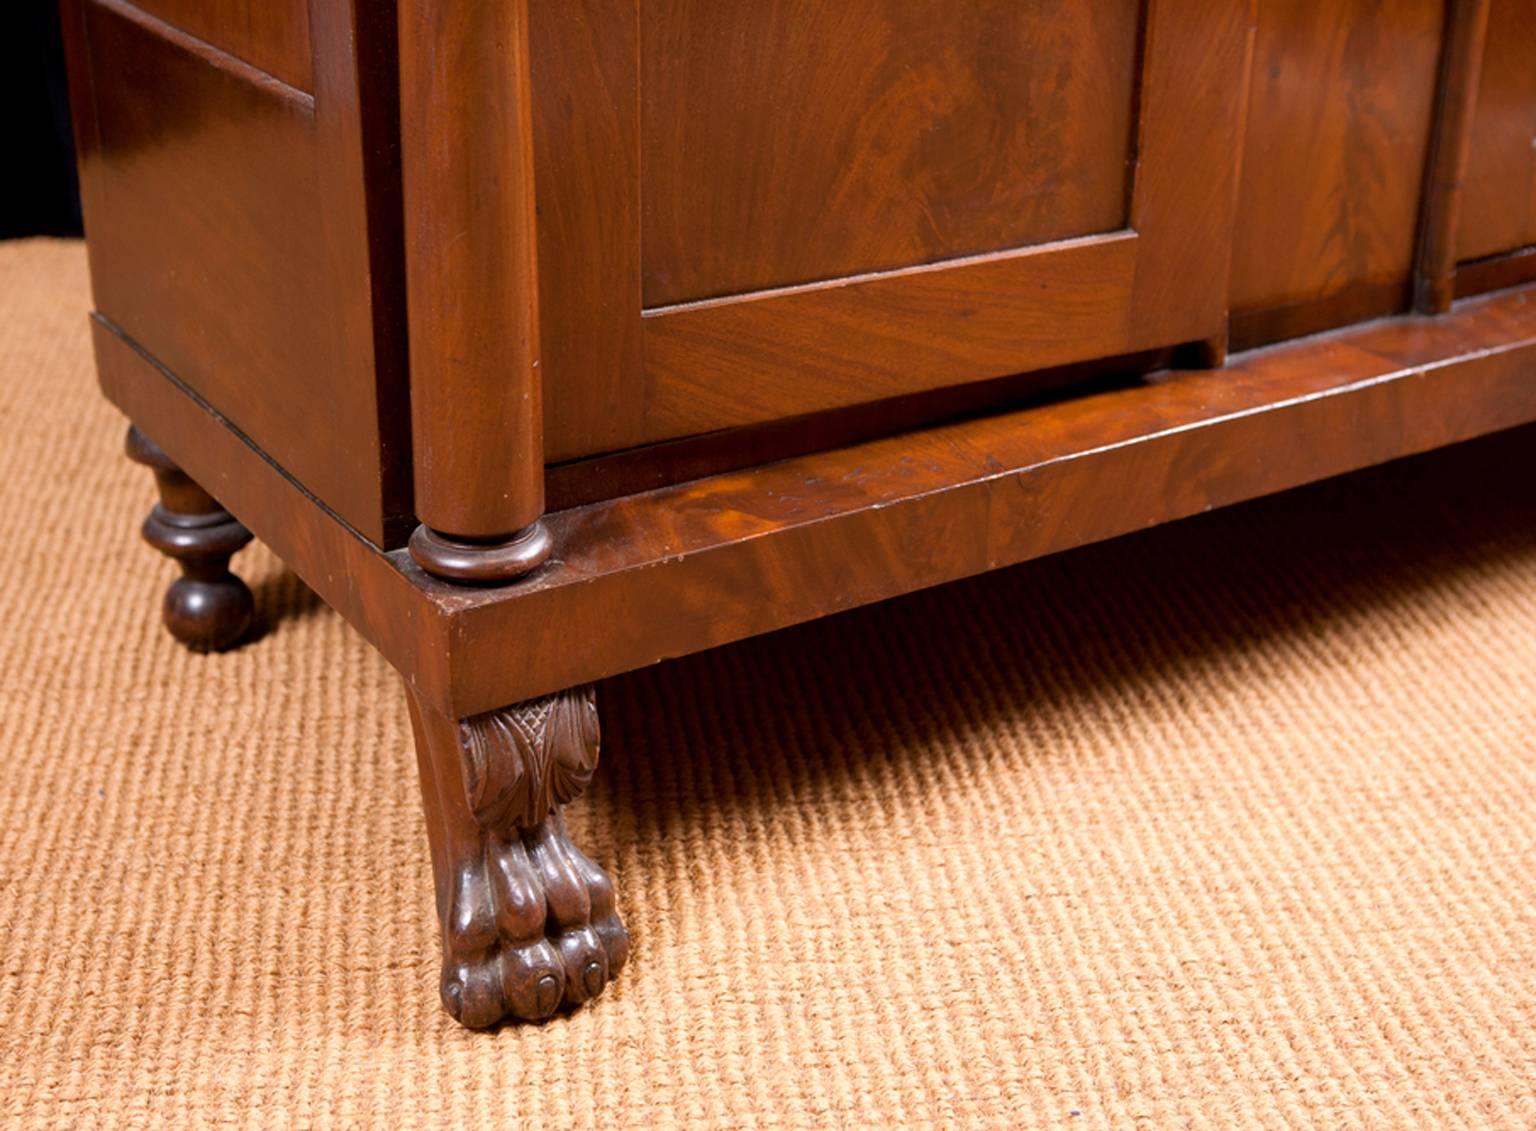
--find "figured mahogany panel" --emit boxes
[126,0,313,91]
[1231,0,1444,344]
[533,0,1249,457]
[1457,0,1536,263]
[529,0,645,463]
[638,0,1143,306]
[639,0,1246,443]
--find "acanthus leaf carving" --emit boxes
[456,685,601,837]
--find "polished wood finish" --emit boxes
[125,425,253,652]
[129,0,313,91]
[397,0,549,574]
[406,683,627,1028]
[536,0,1251,457]
[407,523,555,586]
[527,0,644,463]
[544,351,1173,512]
[1415,0,1492,314]
[1231,0,1443,346]
[93,285,1536,720]
[636,0,1250,446]
[442,294,1536,718]
[1231,280,1415,354]
[1456,245,1536,297]
[1457,0,1536,264]
[639,1,1142,306]
[61,0,411,546]
[66,2,1536,1029]
[70,0,1527,517]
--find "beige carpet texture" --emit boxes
[1,238,1534,1128]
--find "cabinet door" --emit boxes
[1227,0,1443,347]
[532,0,1252,461]
[1457,0,1536,273]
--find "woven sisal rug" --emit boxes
[1,240,1533,1127]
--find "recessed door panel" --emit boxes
[639,1,1143,307]
[533,0,1252,460]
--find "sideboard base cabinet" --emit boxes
[63,0,1536,1027]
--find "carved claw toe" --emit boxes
[441,813,627,1028]
[413,685,627,1029]
[530,812,629,1005]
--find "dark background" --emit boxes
[5,0,83,238]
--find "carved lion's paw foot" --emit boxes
[441,811,627,1028]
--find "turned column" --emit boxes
[397,0,551,584]
[1413,0,1491,314]
[125,425,254,651]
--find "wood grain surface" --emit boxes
[1457,0,1536,262]
[626,0,1249,450]
[94,282,1536,719]
[398,0,546,545]
[638,0,1141,306]
[1415,0,1492,314]
[1231,0,1443,342]
[62,0,411,545]
[127,0,313,91]
[534,0,1249,458]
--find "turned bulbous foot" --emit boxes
[127,426,254,652]
[144,508,255,651]
[162,574,253,651]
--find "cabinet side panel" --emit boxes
[68,0,405,544]
[1230,0,1443,346]
[127,0,314,91]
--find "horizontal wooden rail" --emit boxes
[97,286,1536,718]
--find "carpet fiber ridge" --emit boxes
[1,240,1533,1128]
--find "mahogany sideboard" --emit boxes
[61,0,1536,1028]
